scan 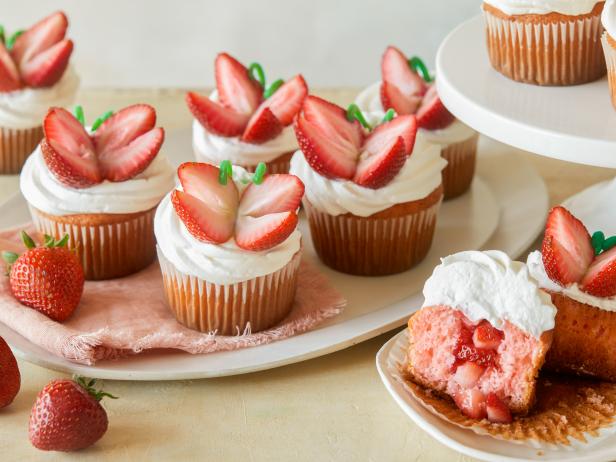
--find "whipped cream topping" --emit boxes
[422,250,556,338]
[484,0,601,15]
[602,0,616,37]
[20,145,176,215]
[154,167,301,284]
[289,136,446,217]
[0,66,79,130]
[527,250,616,311]
[191,91,298,166]
[354,82,476,146]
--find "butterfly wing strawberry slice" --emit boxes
[215,52,262,115]
[186,91,249,137]
[239,174,304,217]
[235,211,298,251]
[11,11,68,67]
[93,104,156,155]
[380,46,427,115]
[353,136,406,189]
[258,74,308,126]
[0,43,21,92]
[20,39,73,88]
[41,107,101,188]
[302,95,363,150]
[380,81,422,116]
[580,246,616,297]
[416,85,455,130]
[363,114,417,155]
[542,206,594,286]
[241,106,283,144]
[177,162,239,209]
[485,393,512,423]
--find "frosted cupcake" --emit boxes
[483,0,606,85]
[602,0,616,108]
[291,95,446,276]
[155,162,304,335]
[20,104,175,280]
[186,52,308,174]
[355,47,477,200]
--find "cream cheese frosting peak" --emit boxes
[484,0,601,15]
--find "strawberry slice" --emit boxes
[186,91,249,137]
[416,85,455,130]
[239,174,304,217]
[241,107,283,144]
[98,127,164,182]
[453,362,485,388]
[177,162,239,215]
[215,53,262,115]
[453,388,486,420]
[581,246,616,297]
[20,38,72,88]
[0,43,21,92]
[11,11,68,67]
[380,46,427,115]
[472,320,503,350]
[235,211,298,251]
[93,104,156,155]
[41,107,101,188]
[542,206,594,286]
[258,74,308,126]
[485,393,512,423]
[354,136,406,189]
[172,190,236,244]
[362,114,417,156]
[302,95,363,152]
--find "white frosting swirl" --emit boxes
[0,66,79,129]
[422,250,557,338]
[20,146,176,215]
[484,0,601,15]
[289,136,446,217]
[154,167,301,285]
[602,0,616,37]
[527,250,616,311]
[354,82,476,146]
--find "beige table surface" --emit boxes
[0,89,613,462]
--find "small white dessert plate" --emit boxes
[376,330,616,462]
[0,135,545,380]
[562,179,616,236]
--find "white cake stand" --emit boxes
[436,15,616,230]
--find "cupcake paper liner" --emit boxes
[441,133,478,200]
[0,126,44,174]
[483,4,605,86]
[303,187,442,276]
[158,247,301,335]
[601,32,616,109]
[29,205,157,281]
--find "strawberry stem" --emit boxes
[5,30,23,50]
[248,62,266,88]
[91,110,114,131]
[74,106,85,126]
[252,162,267,185]
[218,160,233,185]
[21,231,36,250]
[346,104,372,130]
[408,56,433,83]
[264,79,284,99]
[74,375,118,402]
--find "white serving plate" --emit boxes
[436,15,616,168]
[376,330,616,462]
[0,135,546,380]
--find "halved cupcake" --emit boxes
[20,104,175,280]
[408,250,556,422]
[186,53,308,174]
[155,162,304,335]
[355,46,477,200]
[0,11,79,173]
[527,206,616,381]
[290,95,446,276]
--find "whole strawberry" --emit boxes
[0,336,20,408]
[29,376,116,451]
[2,231,84,322]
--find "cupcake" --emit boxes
[409,250,556,422]
[355,46,477,200]
[186,52,308,174]
[155,162,304,335]
[528,206,616,381]
[20,104,175,280]
[290,95,446,276]
[602,0,616,108]
[483,0,606,86]
[0,11,79,173]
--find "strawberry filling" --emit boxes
[186,53,308,145]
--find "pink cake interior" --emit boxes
[408,305,545,420]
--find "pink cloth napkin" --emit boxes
[0,225,346,365]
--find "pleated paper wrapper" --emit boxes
[441,133,478,200]
[0,126,43,174]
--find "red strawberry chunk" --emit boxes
[11,11,68,67]
[239,174,304,217]
[235,211,298,251]
[215,53,263,115]
[542,206,594,286]
[472,320,503,350]
[453,362,485,388]
[354,136,406,189]
[416,85,455,130]
[186,91,249,137]
[380,46,427,115]
[581,245,616,297]
[486,393,512,423]
[453,325,497,368]
[177,162,240,214]
[94,104,156,155]
[241,106,283,144]
[0,43,20,92]
[380,81,422,116]
[453,388,486,420]
[20,38,73,88]
[172,190,236,244]
[258,74,308,126]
